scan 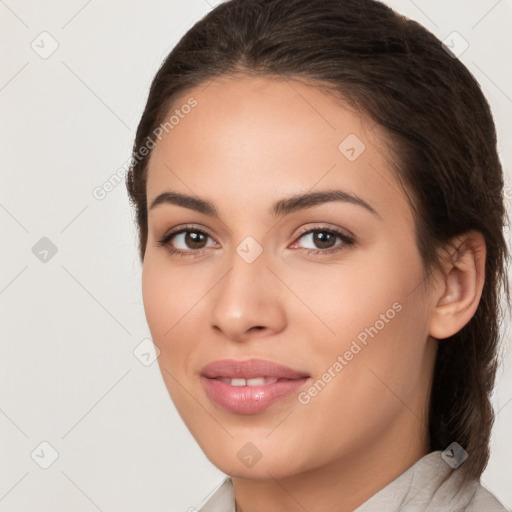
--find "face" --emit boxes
[142,75,438,479]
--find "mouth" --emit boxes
[213,376,297,386]
[200,357,310,380]
[200,358,311,414]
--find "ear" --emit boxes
[428,230,486,340]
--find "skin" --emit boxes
[141,75,486,512]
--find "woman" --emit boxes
[125,0,511,510]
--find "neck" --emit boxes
[232,414,430,512]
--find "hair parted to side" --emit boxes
[126,0,511,482]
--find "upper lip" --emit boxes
[201,358,310,380]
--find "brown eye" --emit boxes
[292,226,355,256]
[311,231,337,249]
[157,227,217,256]
[182,231,208,249]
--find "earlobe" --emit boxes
[428,231,486,340]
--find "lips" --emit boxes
[200,358,310,380]
[200,358,311,414]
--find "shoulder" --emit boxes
[462,481,511,512]
[356,451,510,512]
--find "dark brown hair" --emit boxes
[126,0,511,482]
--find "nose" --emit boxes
[209,248,287,343]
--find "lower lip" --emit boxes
[201,376,310,414]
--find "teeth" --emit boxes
[216,377,280,386]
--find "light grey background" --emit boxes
[1,0,511,510]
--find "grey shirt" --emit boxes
[197,450,510,511]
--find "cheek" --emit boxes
[141,256,205,378]
[292,240,429,399]
[141,259,171,339]
[141,258,206,414]
[289,296,430,466]
[288,242,423,344]
[142,255,202,337]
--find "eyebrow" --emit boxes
[148,189,381,219]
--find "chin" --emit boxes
[198,437,305,479]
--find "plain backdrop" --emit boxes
[1,0,511,510]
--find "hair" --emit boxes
[126,0,510,482]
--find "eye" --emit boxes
[292,226,355,255]
[155,225,217,257]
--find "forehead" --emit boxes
[146,75,411,223]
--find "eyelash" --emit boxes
[155,224,355,258]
